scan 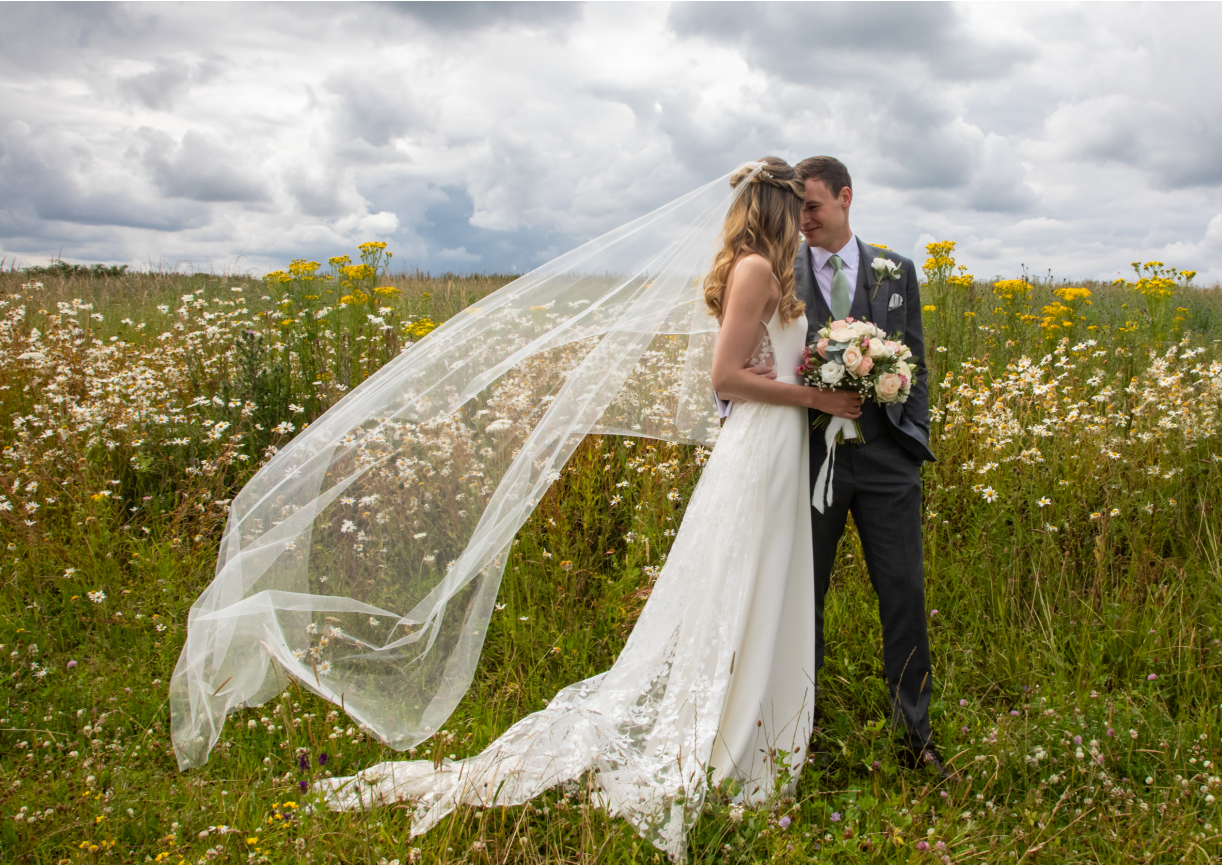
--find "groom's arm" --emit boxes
[900,257,931,442]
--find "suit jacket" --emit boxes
[795,237,936,463]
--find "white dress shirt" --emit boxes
[810,233,859,316]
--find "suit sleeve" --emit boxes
[901,257,931,440]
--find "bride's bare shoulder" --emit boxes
[732,252,772,278]
[728,254,779,302]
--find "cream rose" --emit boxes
[829,327,855,343]
[876,372,903,402]
[820,362,846,386]
[866,339,894,360]
[845,344,874,373]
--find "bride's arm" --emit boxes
[711,256,861,418]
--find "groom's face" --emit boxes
[801,178,853,251]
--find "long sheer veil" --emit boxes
[170,165,761,770]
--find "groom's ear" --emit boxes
[840,186,853,209]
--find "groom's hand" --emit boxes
[721,358,775,405]
[810,389,863,419]
[743,358,776,380]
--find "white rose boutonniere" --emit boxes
[871,256,903,297]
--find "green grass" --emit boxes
[2,251,1222,864]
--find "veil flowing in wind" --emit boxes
[170,166,764,821]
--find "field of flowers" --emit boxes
[2,242,1222,864]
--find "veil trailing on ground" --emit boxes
[170,165,762,772]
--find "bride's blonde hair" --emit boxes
[703,156,806,325]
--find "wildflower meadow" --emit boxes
[2,242,1221,864]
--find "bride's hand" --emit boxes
[809,389,863,419]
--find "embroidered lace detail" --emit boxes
[748,326,775,369]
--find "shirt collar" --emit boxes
[810,233,858,272]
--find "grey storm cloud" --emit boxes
[0,121,208,236]
[0,1,1220,283]
[141,129,270,203]
[323,73,433,149]
[118,56,227,111]
[387,1,584,32]
[668,1,1035,85]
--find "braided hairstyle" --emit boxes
[703,156,806,325]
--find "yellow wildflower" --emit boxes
[1054,286,1092,304]
[992,279,1031,302]
[406,318,437,340]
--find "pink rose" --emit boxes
[876,372,903,402]
[829,319,848,330]
[816,338,828,358]
[856,355,874,375]
[885,340,900,353]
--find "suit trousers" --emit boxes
[809,401,934,749]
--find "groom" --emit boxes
[792,156,942,770]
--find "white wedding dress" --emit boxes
[319,308,815,860]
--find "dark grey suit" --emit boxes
[796,238,936,749]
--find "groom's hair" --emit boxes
[796,156,852,197]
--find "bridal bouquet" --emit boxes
[797,317,914,440]
[800,317,915,513]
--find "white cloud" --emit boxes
[0,2,1219,282]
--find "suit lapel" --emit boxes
[796,243,827,340]
[859,238,889,326]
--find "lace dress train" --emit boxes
[318,311,815,861]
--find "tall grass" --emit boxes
[1,244,1221,864]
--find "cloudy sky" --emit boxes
[2,1,1221,283]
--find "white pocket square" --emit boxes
[888,293,904,311]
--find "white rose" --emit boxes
[896,360,912,381]
[820,362,846,386]
[850,321,876,338]
[876,372,903,402]
[828,327,855,343]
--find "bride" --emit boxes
[171,157,846,861]
[316,158,831,856]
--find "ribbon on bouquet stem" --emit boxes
[812,415,858,513]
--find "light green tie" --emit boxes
[829,253,851,319]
